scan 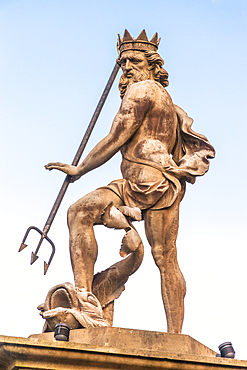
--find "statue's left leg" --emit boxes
[143,197,186,334]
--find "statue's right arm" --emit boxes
[45,83,151,181]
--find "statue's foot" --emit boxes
[118,206,142,221]
[120,228,142,257]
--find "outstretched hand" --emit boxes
[45,162,80,181]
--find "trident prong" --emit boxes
[19,226,55,275]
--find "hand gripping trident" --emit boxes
[19,63,120,275]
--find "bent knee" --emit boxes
[67,202,80,220]
[67,201,96,227]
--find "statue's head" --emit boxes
[117,30,169,98]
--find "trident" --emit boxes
[19,63,120,275]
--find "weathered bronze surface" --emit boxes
[44,30,215,333]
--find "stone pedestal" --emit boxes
[0,328,246,369]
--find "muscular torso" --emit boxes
[120,80,178,183]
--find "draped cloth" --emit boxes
[102,105,215,211]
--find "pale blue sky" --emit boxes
[1,0,247,360]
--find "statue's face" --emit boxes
[119,50,149,79]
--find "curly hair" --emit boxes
[143,50,169,88]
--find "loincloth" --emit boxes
[100,154,183,211]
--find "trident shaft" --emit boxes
[19,62,120,274]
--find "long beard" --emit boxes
[119,70,151,98]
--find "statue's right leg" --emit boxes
[143,197,186,334]
[67,188,124,291]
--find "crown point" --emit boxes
[136,30,148,42]
[117,30,160,55]
[150,32,158,44]
[123,29,134,42]
[157,37,161,46]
